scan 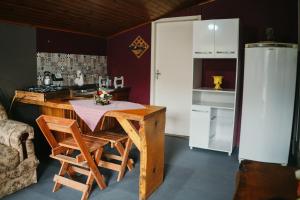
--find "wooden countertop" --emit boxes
[234,160,297,200]
[16,98,166,121]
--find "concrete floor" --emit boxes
[4,136,239,200]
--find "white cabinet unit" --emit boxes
[189,18,240,155]
[189,104,235,153]
[193,19,239,58]
[190,87,237,154]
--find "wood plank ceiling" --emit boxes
[0,0,210,38]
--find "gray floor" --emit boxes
[4,136,239,200]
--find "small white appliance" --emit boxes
[239,42,298,165]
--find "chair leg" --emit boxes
[81,171,94,200]
[117,139,133,182]
[81,148,107,200]
[53,149,82,192]
[53,161,69,192]
[90,148,107,190]
[115,140,134,171]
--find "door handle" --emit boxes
[156,69,161,80]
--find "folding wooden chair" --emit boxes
[89,117,135,181]
[36,115,108,200]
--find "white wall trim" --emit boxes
[154,15,201,23]
[150,15,201,104]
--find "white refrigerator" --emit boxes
[239,42,298,165]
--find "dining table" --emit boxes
[16,97,166,200]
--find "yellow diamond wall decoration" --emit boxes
[129,36,149,59]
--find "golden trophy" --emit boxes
[212,76,223,90]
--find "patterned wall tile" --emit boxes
[37,52,107,86]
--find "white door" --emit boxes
[152,19,195,136]
[214,19,239,58]
[193,20,215,58]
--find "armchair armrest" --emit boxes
[0,119,35,161]
[20,132,29,159]
[0,104,8,121]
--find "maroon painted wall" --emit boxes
[107,0,298,104]
[37,28,107,55]
[107,24,151,104]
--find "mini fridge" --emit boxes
[239,42,298,165]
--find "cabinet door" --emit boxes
[214,19,239,58]
[189,105,211,148]
[193,20,214,58]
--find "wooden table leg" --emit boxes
[116,111,165,200]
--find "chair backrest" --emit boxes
[36,115,91,159]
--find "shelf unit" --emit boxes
[193,87,235,93]
[189,18,240,155]
[192,89,235,109]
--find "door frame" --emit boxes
[150,15,201,104]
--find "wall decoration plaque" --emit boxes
[129,36,149,59]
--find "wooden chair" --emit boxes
[36,115,108,200]
[86,130,134,182]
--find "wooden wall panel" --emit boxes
[0,0,208,37]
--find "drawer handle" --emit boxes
[192,109,208,113]
[195,51,212,54]
[216,51,235,54]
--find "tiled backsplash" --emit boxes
[37,52,107,86]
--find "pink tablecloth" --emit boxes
[69,100,145,131]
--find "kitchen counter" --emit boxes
[71,86,131,100]
[15,86,131,102]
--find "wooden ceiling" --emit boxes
[0,0,210,38]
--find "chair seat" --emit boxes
[0,144,20,173]
[85,131,134,182]
[59,135,108,153]
[86,131,128,143]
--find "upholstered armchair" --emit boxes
[0,103,39,198]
